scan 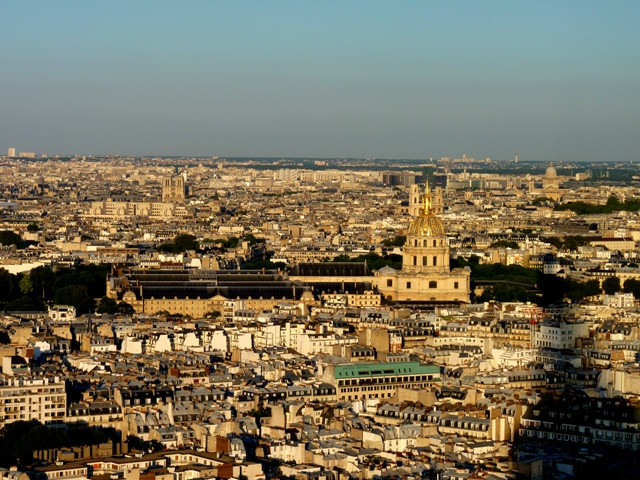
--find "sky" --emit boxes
[1,1,639,161]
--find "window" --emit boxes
[387,279,393,287]
[429,281,437,289]
[413,256,417,266]
[433,256,437,266]
[406,282,412,289]
[422,257,428,266]
[454,282,459,289]
[433,240,437,247]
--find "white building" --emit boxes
[532,323,589,350]
[0,377,66,428]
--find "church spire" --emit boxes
[423,179,432,215]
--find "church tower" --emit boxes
[402,182,450,274]
[162,174,186,203]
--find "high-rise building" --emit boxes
[7,147,15,157]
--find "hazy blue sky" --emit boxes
[1,1,638,161]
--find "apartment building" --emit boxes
[0,377,66,428]
[322,361,440,401]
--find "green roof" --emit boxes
[333,361,440,379]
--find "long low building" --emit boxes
[320,361,441,402]
[108,268,314,317]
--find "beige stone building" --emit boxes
[374,184,470,303]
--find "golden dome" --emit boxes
[407,213,445,237]
[407,180,445,237]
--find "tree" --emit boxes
[96,296,118,314]
[158,234,199,253]
[26,223,40,232]
[563,236,590,252]
[602,277,621,295]
[543,236,564,249]
[489,240,520,249]
[117,301,135,315]
[53,285,94,314]
[19,274,33,295]
[623,278,640,299]
[382,235,406,247]
[28,266,55,300]
[5,295,45,312]
[173,234,199,252]
[0,231,22,247]
[0,269,19,303]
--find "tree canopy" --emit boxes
[489,240,520,249]
[332,252,402,270]
[0,264,109,313]
[454,257,603,306]
[554,196,640,215]
[158,234,199,253]
[0,231,23,247]
[602,277,621,295]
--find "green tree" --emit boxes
[0,231,22,247]
[96,296,118,314]
[489,240,520,249]
[53,264,108,299]
[563,236,590,251]
[478,283,535,303]
[117,301,135,315]
[543,236,564,249]
[4,295,45,311]
[623,278,640,299]
[19,274,33,295]
[602,276,621,295]
[173,234,199,252]
[382,235,406,247]
[53,285,94,314]
[26,223,40,232]
[0,269,19,303]
[28,266,55,300]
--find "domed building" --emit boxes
[374,183,470,304]
[543,163,558,189]
[542,162,562,201]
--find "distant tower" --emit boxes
[515,152,518,164]
[7,148,15,157]
[409,184,422,216]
